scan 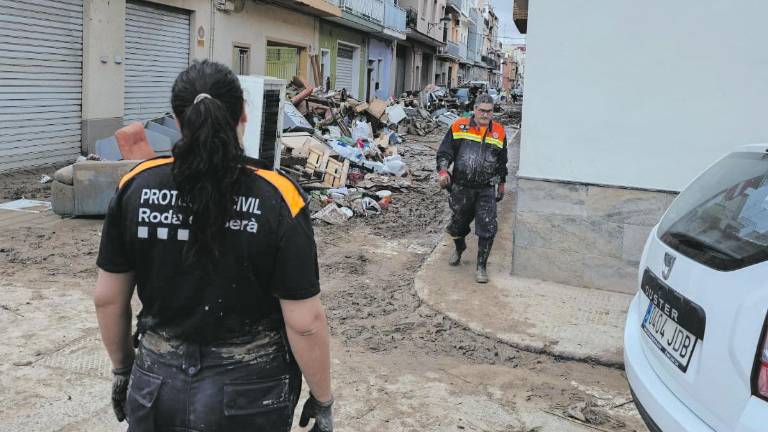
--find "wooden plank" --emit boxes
[323,158,344,187]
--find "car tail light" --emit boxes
[753,316,768,401]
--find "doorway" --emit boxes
[395,45,407,96]
[336,42,360,98]
[321,48,331,90]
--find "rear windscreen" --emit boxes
[659,151,768,271]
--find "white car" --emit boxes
[625,144,768,431]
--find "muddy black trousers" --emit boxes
[126,329,302,432]
[447,184,498,239]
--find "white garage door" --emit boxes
[336,44,356,97]
[0,0,83,172]
[124,1,190,123]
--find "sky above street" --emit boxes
[494,0,526,44]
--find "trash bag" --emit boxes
[350,197,382,216]
[351,120,374,141]
[379,155,407,176]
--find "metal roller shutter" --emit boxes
[124,1,190,123]
[336,45,355,97]
[0,0,83,172]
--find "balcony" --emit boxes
[454,41,467,60]
[438,40,467,61]
[513,0,528,33]
[405,7,418,29]
[384,2,406,34]
[402,6,445,47]
[446,0,462,12]
[446,0,470,17]
[339,0,384,24]
[267,0,341,17]
[481,55,498,69]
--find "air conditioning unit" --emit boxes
[216,0,246,12]
[215,0,234,11]
[237,75,286,170]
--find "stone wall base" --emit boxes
[512,178,676,294]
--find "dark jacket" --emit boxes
[436,116,508,188]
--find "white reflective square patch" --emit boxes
[177,229,189,241]
[157,227,168,240]
[137,226,149,239]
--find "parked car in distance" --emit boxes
[460,80,490,90]
[487,88,500,104]
[624,144,768,431]
[453,88,471,110]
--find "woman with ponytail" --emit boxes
[94,60,333,431]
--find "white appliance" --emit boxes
[237,75,286,169]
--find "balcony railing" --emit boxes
[446,41,460,57]
[446,0,462,11]
[446,0,470,16]
[440,41,467,60]
[448,41,467,59]
[481,55,498,69]
[384,2,406,32]
[513,0,528,33]
[513,0,528,19]
[405,7,418,29]
[339,0,384,24]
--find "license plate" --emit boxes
[642,303,699,372]
[639,269,706,373]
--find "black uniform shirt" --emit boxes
[97,156,320,342]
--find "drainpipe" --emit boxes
[209,0,216,60]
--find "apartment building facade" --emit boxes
[0,0,413,172]
[395,0,447,94]
[0,0,508,173]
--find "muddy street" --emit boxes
[0,118,645,431]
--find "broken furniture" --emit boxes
[52,160,142,216]
[52,116,181,216]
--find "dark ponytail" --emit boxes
[170,60,245,266]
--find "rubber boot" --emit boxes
[448,237,466,266]
[475,237,494,283]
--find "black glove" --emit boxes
[299,393,334,432]
[111,366,132,422]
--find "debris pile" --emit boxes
[281,77,466,224]
[497,107,522,127]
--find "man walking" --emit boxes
[436,94,507,283]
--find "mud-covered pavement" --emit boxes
[0,109,646,431]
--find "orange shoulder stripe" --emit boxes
[450,117,470,132]
[249,168,306,217]
[492,122,506,139]
[118,157,174,189]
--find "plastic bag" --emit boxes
[350,197,382,216]
[351,120,373,141]
[379,155,407,176]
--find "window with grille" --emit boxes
[233,45,250,75]
[266,46,299,81]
